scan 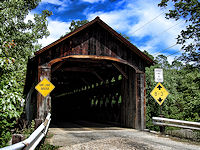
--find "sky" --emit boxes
[30,0,186,63]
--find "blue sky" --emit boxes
[29,0,186,62]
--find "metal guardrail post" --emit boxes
[158,115,165,134]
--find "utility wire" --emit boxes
[166,41,196,57]
[154,43,178,55]
[152,20,184,56]
[154,20,183,37]
[133,14,182,56]
[130,11,183,57]
[152,21,184,55]
[166,50,181,57]
[132,11,165,34]
[129,10,183,57]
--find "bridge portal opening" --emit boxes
[50,58,131,127]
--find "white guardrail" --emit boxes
[1,113,51,150]
[153,117,200,130]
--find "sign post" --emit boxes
[151,68,169,133]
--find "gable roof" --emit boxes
[34,16,154,65]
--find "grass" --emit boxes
[36,131,60,150]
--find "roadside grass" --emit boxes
[36,132,60,150]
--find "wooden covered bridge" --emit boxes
[24,17,153,130]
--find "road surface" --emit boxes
[47,121,200,150]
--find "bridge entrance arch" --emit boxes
[24,17,153,130]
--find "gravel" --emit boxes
[47,122,200,150]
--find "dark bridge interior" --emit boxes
[51,58,125,126]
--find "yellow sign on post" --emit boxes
[150,82,169,105]
[35,78,55,97]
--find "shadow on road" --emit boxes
[50,120,123,131]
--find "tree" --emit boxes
[176,65,200,121]
[145,53,200,131]
[0,0,51,147]
[69,20,89,32]
[145,55,182,130]
[120,33,130,41]
[158,0,200,68]
[60,20,89,38]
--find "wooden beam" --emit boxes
[61,67,94,72]
[112,63,128,79]
[92,71,104,82]
[52,62,64,72]
[81,78,90,85]
[48,55,143,73]
[37,65,51,120]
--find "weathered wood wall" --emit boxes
[37,23,148,72]
[24,19,150,130]
[37,65,51,120]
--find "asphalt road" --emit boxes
[47,121,200,150]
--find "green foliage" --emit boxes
[36,133,60,150]
[36,143,60,150]
[120,33,130,41]
[69,20,89,32]
[158,0,200,68]
[60,19,89,38]
[0,59,24,147]
[20,120,35,139]
[0,0,51,147]
[176,66,200,121]
[145,53,200,131]
[143,50,154,61]
[0,128,11,147]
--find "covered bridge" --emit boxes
[24,17,154,130]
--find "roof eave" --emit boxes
[34,16,154,65]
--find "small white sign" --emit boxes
[154,68,163,82]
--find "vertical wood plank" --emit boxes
[37,65,51,120]
[135,73,145,130]
[96,31,101,56]
[60,43,63,57]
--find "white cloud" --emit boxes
[41,0,71,11]
[25,13,35,23]
[167,54,182,64]
[86,0,186,57]
[38,19,71,47]
[35,0,186,62]
[25,13,71,48]
[25,12,71,48]
[82,0,106,3]
[41,0,64,5]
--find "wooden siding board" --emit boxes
[37,65,51,120]
[96,31,101,56]
[36,24,147,73]
[34,17,153,65]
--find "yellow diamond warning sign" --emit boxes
[150,82,169,105]
[35,78,55,97]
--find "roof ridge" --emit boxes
[34,16,154,64]
[34,17,100,55]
